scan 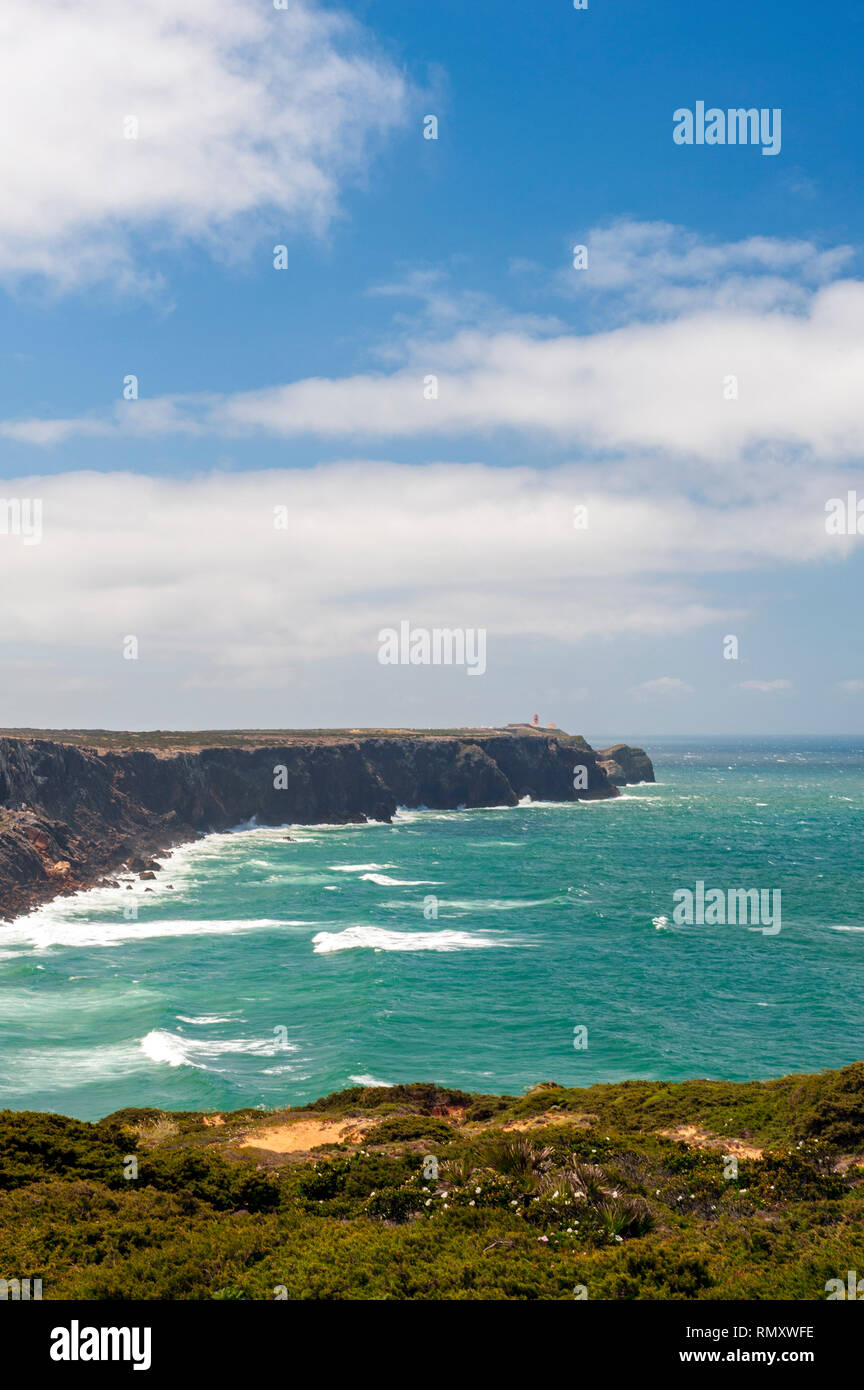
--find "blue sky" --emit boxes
[1,0,863,734]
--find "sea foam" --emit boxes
[141,1029,298,1070]
[311,926,507,953]
[359,872,439,886]
[330,863,397,872]
[1,918,310,952]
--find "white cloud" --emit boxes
[0,464,856,724]
[207,280,864,470]
[561,218,855,315]
[0,462,811,682]
[9,268,864,486]
[0,417,114,446]
[735,680,793,693]
[836,679,864,694]
[0,0,407,290]
[366,266,562,343]
[631,677,695,698]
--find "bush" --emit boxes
[364,1186,425,1222]
[0,1111,126,1190]
[794,1064,864,1149]
[138,1151,281,1212]
[364,1116,457,1146]
[304,1083,474,1117]
[2,1065,864,1300]
[482,1137,554,1185]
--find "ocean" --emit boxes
[2,737,863,1122]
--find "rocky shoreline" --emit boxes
[0,726,653,920]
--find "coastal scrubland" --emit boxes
[2,1064,863,1300]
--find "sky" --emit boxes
[1,0,863,736]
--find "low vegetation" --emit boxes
[2,1064,863,1300]
[0,728,544,754]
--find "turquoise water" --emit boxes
[2,738,864,1121]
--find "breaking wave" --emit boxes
[311,926,509,954]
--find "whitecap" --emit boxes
[141,1029,201,1069]
[1,917,311,952]
[330,863,397,872]
[439,896,555,912]
[176,1014,238,1025]
[360,873,440,886]
[141,1028,297,1070]
[311,926,509,954]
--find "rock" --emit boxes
[596,744,655,786]
[598,758,627,786]
[139,870,157,880]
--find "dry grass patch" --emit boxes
[660,1123,763,1160]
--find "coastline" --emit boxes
[0,726,653,921]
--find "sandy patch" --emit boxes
[833,1153,864,1174]
[661,1123,763,1160]
[503,1111,597,1133]
[202,1114,225,1127]
[239,1117,375,1153]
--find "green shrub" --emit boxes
[2,1065,864,1300]
[793,1064,864,1148]
[364,1116,456,1146]
[0,1111,127,1190]
[138,1150,280,1212]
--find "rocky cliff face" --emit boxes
[0,729,653,920]
[596,744,656,787]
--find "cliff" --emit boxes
[0,727,654,920]
[596,743,655,786]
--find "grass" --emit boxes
[0,727,580,754]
